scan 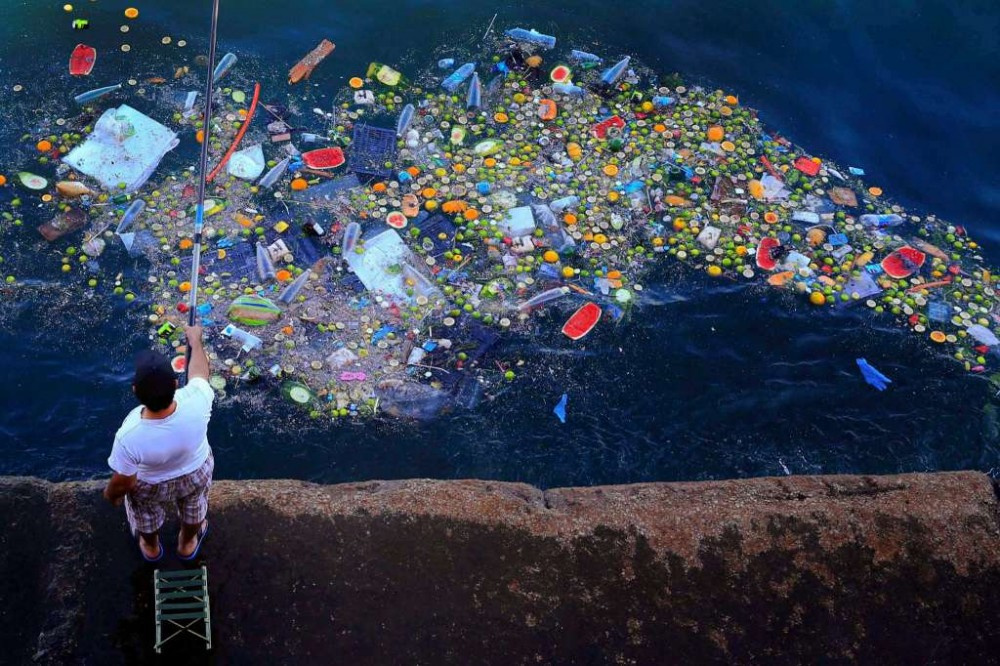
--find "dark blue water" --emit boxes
[1,0,998,487]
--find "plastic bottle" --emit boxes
[221,324,262,352]
[652,95,675,108]
[550,196,579,212]
[859,214,904,228]
[600,56,631,86]
[115,199,145,234]
[255,242,276,281]
[341,222,361,256]
[258,157,290,189]
[570,50,602,63]
[438,58,455,70]
[466,73,482,110]
[504,28,557,49]
[791,211,820,225]
[212,53,237,82]
[396,103,415,138]
[518,286,570,311]
[552,83,586,98]
[277,269,312,305]
[441,63,475,93]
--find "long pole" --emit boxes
[185,0,222,382]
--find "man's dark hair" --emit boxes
[133,350,177,411]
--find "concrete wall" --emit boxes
[2,472,999,663]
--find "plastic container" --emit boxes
[255,242,276,281]
[550,195,579,212]
[347,123,397,179]
[570,50,602,63]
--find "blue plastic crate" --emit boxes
[348,124,397,179]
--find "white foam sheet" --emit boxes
[63,104,179,193]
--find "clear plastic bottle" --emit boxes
[504,28,557,49]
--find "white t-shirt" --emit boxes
[108,377,215,484]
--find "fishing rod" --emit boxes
[184,0,222,382]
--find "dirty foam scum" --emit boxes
[2,15,999,423]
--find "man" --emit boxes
[103,325,214,562]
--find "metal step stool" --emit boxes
[153,567,212,653]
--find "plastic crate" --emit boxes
[414,212,456,257]
[348,124,397,179]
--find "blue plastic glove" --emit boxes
[856,358,892,391]
[553,394,567,423]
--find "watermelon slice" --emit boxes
[69,44,96,77]
[794,156,820,176]
[386,211,407,229]
[592,115,625,139]
[756,237,782,271]
[301,147,345,169]
[450,127,467,145]
[171,356,187,373]
[881,246,926,279]
[550,65,572,84]
[18,172,48,190]
[562,302,602,340]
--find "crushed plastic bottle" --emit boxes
[441,63,475,93]
[859,214,904,229]
[504,28,556,49]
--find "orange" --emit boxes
[930,331,946,343]
[706,126,725,142]
[178,281,192,293]
[179,238,194,250]
[672,218,686,232]
[483,158,496,168]
[463,208,479,221]
[594,233,608,244]
[36,140,52,152]
[724,95,738,105]
[603,164,619,177]
[282,325,294,336]
[124,7,138,19]
[764,211,779,224]
[349,77,364,89]
[607,270,622,280]
[748,179,764,200]
[561,266,575,279]
[563,213,578,226]
[494,112,509,123]
[196,129,204,143]
[868,186,883,197]
[275,270,292,282]
[652,123,666,133]
[406,166,420,177]
[372,182,387,193]
[543,250,559,263]
[0,175,6,186]
[290,178,308,191]
[421,187,437,199]
[607,191,620,203]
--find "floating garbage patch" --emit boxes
[3,23,1000,423]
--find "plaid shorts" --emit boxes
[125,453,214,535]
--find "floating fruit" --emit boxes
[290,178,308,191]
[543,250,559,263]
[18,172,47,190]
[56,180,92,198]
[386,211,407,229]
[809,291,826,306]
[706,126,725,142]
[36,140,52,152]
[930,331,947,343]
[550,65,572,84]
[348,77,363,89]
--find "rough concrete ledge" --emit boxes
[1,471,998,663]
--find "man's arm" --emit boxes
[185,324,210,381]
[103,472,136,506]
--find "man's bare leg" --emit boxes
[178,519,207,558]
[139,531,161,559]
